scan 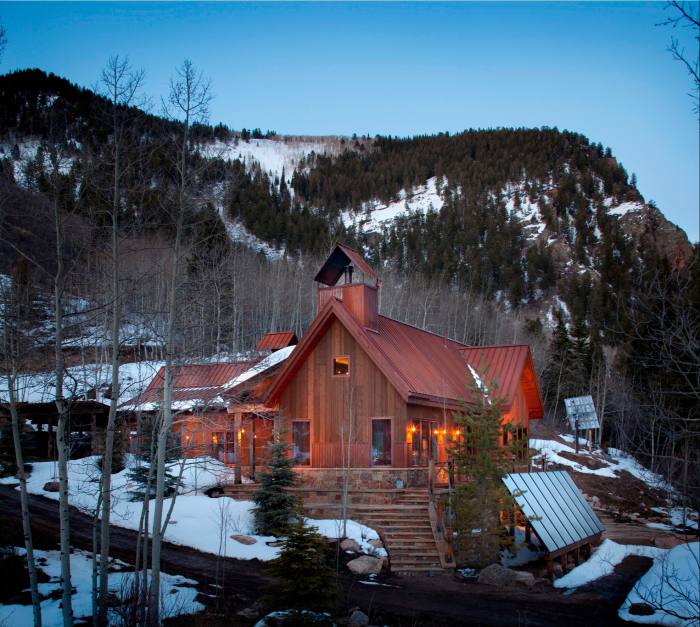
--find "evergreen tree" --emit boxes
[541,309,574,420]
[252,433,297,536]
[265,513,335,614]
[450,382,518,568]
[127,412,181,502]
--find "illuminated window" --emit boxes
[332,356,350,376]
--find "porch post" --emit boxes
[249,417,256,481]
[234,412,242,484]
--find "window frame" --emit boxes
[370,416,393,466]
[332,355,351,377]
[291,419,312,466]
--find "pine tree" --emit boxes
[252,434,297,536]
[450,382,518,568]
[265,513,335,613]
[127,413,180,502]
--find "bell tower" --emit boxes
[314,243,380,331]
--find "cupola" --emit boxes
[314,243,379,330]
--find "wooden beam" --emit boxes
[249,417,256,481]
[234,412,242,485]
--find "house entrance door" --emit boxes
[410,419,438,466]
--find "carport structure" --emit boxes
[503,470,605,578]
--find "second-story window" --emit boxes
[333,355,350,376]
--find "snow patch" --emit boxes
[342,177,446,233]
[0,547,203,626]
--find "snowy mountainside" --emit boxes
[200,136,347,187]
[342,176,447,233]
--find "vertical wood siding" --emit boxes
[280,319,407,467]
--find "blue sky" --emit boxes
[1,2,698,241]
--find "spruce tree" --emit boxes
[252,434,297,536]
[265,513,335,614]
[450,382,517,568]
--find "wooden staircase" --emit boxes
[351,489,444,573]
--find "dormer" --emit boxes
[314,243,379,331]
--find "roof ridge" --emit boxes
[458,344,530,350]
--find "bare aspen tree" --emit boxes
[46,142,75,627]
[95,55,145,626]
[0,275,42,626]
[149,59,212,626]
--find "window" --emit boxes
[292,421,310,465]
[372,418,392,466]
[333,356,350,376]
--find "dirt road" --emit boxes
[0,486,640,626]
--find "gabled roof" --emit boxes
[266,298,476,409]
[314,243,378,286]
[459,345,544,418]
[266,300,545,416]
[256,330,298,351]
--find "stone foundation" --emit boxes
[293,466,429,490]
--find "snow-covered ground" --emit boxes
[554,539,664,589]
[554,539,699,626]
[530,437,672,488]
[342,176,446,234]
[1,456,384,561]
[619,542,699,626]
[0,547,203,626]
[0,361,163,407]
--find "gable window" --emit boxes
[332,356,350,376]
[292,420,310,465]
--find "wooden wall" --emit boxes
[279,319,408,468]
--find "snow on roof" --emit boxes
[224,344,295,390]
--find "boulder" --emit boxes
[552,563,564,579]
[477,564,535,588]
[43,481,60,492]
[340,538,361,552]
[347,555,384,576]
[628,603,655,616]
[232,535,257,545]
[348,609,370,625]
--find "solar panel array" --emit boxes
[564,395,600,430]
[503,470,605,554]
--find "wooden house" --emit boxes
[265,244,544,489]
[120,340,296,480]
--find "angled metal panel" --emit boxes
[564,395,600,430]
[503,470,605,555]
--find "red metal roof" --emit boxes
[459,345,544,418]
[122,362,255,410]
[267,298,544,417]
[314,243,379,286]
[256,330,298,351]
[368,316,474,407]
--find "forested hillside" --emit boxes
[0,68,697,503]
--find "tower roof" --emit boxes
[313,243,378,286]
